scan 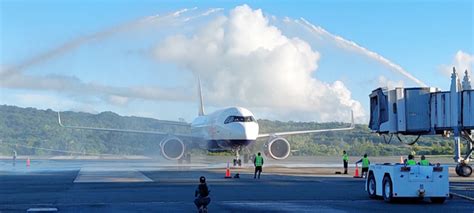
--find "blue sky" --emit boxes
[1,0,473,122]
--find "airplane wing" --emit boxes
[257,111,355,138]
[57,112,192,138]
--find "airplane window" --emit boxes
[224,116,235,124]
[224,116,256,124]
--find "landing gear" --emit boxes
[233,159,242,167]
[232,147,243,167]
[455,163,473,177]
[453,130,473,177]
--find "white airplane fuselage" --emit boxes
[190,107,259,150]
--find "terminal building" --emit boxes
[369,68,473,177]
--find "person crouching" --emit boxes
[194,176,211,213]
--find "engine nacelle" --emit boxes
[160,136,185,160]
[264,137,291,160]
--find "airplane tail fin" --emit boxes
[198,76,205,116]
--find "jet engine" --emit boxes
[264,137,291,160]
[160,136,185,160]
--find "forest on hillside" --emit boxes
[0,105,459,157]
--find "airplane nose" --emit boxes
[235,123,258,140]
[234,123,246,136]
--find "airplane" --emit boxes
[58,79,355,166]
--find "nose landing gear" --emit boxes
[233,158,242,167]
[232,147,254,167]
[232,147,242,167]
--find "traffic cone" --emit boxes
[26,157,30,167]
[400,156,404,164]
[353,165,360,178]
[224,162,232,178]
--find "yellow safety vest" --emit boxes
[407,159,416,166]
[255,156,263,166]
[343,154,348,161]
[420,159,429,166]
[362,157,369,168]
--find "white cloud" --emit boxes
[106,95,130,106]
[440,50,474,76]
[155,5,364,122]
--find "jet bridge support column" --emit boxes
[453,135,462,163]
[455,129,474,176]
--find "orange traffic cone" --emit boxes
[400,156,404,164]
[224,163,231,178]
[353,164,360,178]
[26,157,30,167]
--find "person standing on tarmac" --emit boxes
[254,152,264,179]
[419,155,431,166]
[406,154,416,166]
[342,150,349,174]
[355,154,370,178]
[194,176,211,213]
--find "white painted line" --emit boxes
[27,207,58,212]
[74,169,153,183]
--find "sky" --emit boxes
[1,0,473,123]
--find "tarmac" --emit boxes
[0,156,473,212]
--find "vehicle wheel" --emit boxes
[461,165,472,177]
[367,173,377,199]
[382,175,393,203]
[456,164,473,177]
[455,164,462,176]
[430,197,446,204]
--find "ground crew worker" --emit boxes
[194,176,211,213]
[342,150,349,174]
[355,154,370,178]
[419,155,431,166]
[254,152,264,179]
[406,154,416,166]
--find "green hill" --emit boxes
[0,105,455,156]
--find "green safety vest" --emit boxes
[407,159,416,166]
[362,157,369,168]
[255,156,263,166]
[420,159,430,166]
[343,154,348,161]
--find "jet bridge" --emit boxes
[369,68,473,177]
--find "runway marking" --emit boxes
[27,207,58,212]
[74,169,153,183]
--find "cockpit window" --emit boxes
[224,116,255,124]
